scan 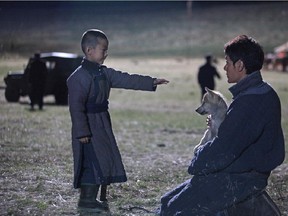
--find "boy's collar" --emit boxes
[82,58,101,73]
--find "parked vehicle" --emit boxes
[263,41,288,72]
[4,52,83,105]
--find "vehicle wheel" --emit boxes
[5,86,20,102]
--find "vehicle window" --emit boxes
[46,61,56,70]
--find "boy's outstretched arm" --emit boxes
[154,78,169,86]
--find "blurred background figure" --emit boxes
[28,53,47,110]
[186,0,193,18]
[197,55,221,100]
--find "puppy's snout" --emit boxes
[196,106,207,115]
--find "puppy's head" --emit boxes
[196,87,224,115]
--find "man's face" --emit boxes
[224,55,246,83]
[88,38,109,65]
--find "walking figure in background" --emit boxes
[28,53,47,110]
[197,55,221,100]
[67,29,169,214]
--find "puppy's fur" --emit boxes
[194,87,228,153]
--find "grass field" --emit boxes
[0,2,288,58]
[0,1,287,215]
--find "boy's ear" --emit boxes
[85,46,94,55]
[86,47,91,54]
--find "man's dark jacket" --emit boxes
[159,71,285,215]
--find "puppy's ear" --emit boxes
[205,87,211,92]
[205,87,213,94]
[205,87,217,99]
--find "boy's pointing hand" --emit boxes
[154,78,169,86]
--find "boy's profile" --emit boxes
[67,29,169,213]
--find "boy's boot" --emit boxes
[100,185,109,209]
[78,184,108,212]
[100,185,108,202]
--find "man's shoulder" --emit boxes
[243,82,273,97]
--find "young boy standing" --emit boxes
[67,29,169,213]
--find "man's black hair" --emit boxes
[224,35,264,74]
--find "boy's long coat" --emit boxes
[67,59,156,188]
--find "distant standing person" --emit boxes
[67,29,169,213]
[197,55,221,99]
[28,53,47,110]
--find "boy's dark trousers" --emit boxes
[78,143,108,210]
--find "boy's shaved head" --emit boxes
[81,29,108,54]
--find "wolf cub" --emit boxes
[194,87,228,153]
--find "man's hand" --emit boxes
[206,115,212,128]
[154,78,169,86]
